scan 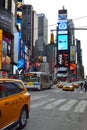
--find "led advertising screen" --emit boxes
[58,35,68,50]
[58,20,68,30]
[17,2,22,10]
[58,51,69,67]
[3,40,7,54]
[58,9,67,20]
[70,46,76,62]
[58,20,68,34]
[0,30,2,69]
[70,63,77,74]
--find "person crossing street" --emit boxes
[84,80,87,92]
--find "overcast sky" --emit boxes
[24,0,87,76]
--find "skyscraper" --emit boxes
[37,13,48,56]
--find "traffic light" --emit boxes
[50,32,54,44]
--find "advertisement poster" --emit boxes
[58,35,68,50]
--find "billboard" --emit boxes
[58,20,68,34]
[17,1,22,10]
[13,32,19,63]
[57,67,68,73]
[2,40,7,54]
[58,35,68,50]
[58,20,68,30]
[0,30,3,69]
[70,63,77,74]
[2,54,11,71]
[58,9,67,20]
[70,46,76,62]
[58,51,69,67]
[17,0,22,33]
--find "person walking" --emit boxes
[84,80,87,92]
[80,82,83,90]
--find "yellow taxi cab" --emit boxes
[0,78,31,130]
[62,83,74,91]
[72,82,80,88]
[56,82,64,88]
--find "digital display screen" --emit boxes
[58,20,68,30]
[3,40,7,54]
[58,52,69,67]
[58,35,68,50]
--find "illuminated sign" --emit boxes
[17,11,22,19]
[58,67,68,72]
[58,30,68,34]
[3,40,7,54]
[58,9,67,20]
[0,30,3,69]
[58,20,68,30]
[2,54,11,71]
[58,51,69,67]
[58,35,68,50]
[17,2,22,10]
[58,20,68,34]
[70,46,76,62]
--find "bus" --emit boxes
[23,72,53,90]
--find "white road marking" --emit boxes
[79,91,84,93]
[74,100,87,112]
[59,99,78,111]
[43,99,66,109]
[31,98,55,108]
[31,94,49,101]
[51,89,62,93]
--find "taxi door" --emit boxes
[0,97,15,129]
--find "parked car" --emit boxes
[0,78,31,130]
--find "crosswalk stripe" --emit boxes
[52,89,84,94]
[74,100,87,112]
[31,94,49,101]
[59,99,78,111]
[79,91,84,93]
[43,99,66,109]
[31,94,87,113]
[51,89,62,93]
[31,98,55,108]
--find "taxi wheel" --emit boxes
[19,107,28,129]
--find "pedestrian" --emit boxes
[84,80,87,92]
[80,82,83,90]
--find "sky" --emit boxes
[24,0,87,76]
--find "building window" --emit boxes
[8,0,11,11]
[0,0,5,8]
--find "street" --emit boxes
[23,85,87,130]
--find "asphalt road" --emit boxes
[21,84,87,130]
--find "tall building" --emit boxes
[68,19,75,46]
[76,39,84,78]
[37,13,48,56]
[76,39,82,64]
[32,11,38,59]
[22,5,33,52]
[0,0,17,77]
[46,44,57,73]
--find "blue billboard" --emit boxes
[58,20,68,34]
[58,35,68,50]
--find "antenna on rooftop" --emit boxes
[62,6,65,10]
